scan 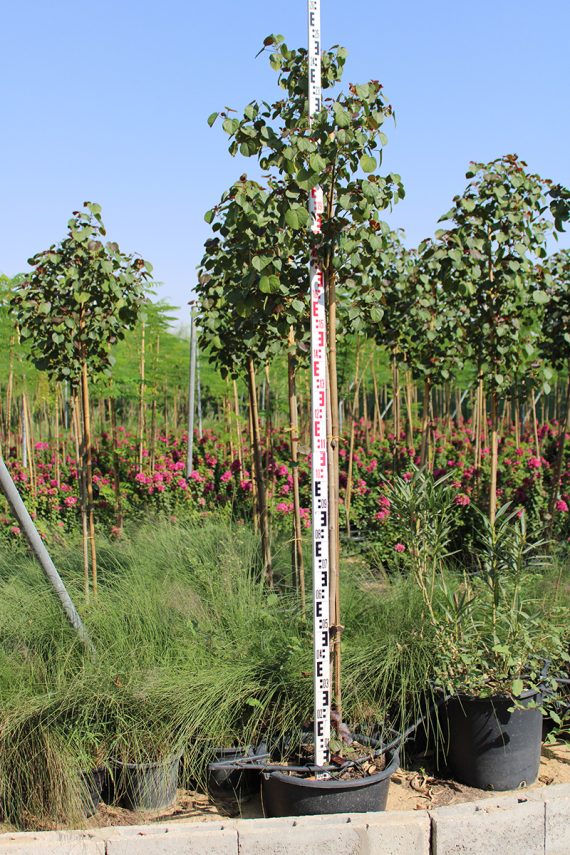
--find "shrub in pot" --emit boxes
[387,474,570,790]
[108,692,183,811]
[430,509,569,789]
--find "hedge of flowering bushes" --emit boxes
[1,416,568,549]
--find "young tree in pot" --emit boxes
[210,34,404,711]
[10,202,152,596]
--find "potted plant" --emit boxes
[388,471,570,790]
[108,690,183,811]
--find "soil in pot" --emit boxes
[442,691,542,790]
[114,753,181,811]
[261,736,399,817]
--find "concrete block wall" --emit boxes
[1,783,569,854]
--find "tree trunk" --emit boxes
[54,385,60,488]
[233,380,243,471]
[405,371,414,449]
[72,396,90,599]
[138,322,146,471]
[326,270,342,718]
[489,388,499,526]
[548,373,570,533]
[247,357,272,585]
[110,397,123,531]
[287,339,305,615]
[80,362,97,596]
[420,379,431,467]
[344,353,362,537]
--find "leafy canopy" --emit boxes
[11,203,153,385]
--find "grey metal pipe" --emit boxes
[186,307,197,478]
[0,455,94,654]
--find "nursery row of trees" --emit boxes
[0,38,569,609]
[196,36,569,593]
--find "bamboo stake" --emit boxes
[247,357,272,584]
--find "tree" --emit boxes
[11,202,152,595]
[538,249,570,525]
[198,177,311,589]
[209,36,404,708]
[433,155,564,524]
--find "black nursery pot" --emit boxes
[261,744,399,817]
[443,691,542,791]
[114,753,181,811]
[80,767,105,817]
[208,745,269,797]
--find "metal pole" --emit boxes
[308,0,331,771]
[197,347,203,439]
[186,306,197,478]
[0,455,94,653]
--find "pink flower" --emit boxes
[528,457,542,469]
[454,493,470,507]
[220,470,232,483]
[64,496,78,508]
[394,543,406,553]
[176,478,188,490]
[555,499,569,513]
[277,464,289,477]
[375,510,389,522]
[378,496,391,509]
[402,472,413,482]
[10,526,21,536]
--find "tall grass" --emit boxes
[2,511,566,829]
[0,515,437,827]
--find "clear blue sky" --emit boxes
[1,0,568,321]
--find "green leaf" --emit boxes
[360,155,376,174]
[207,112,219,127]
[511,679,524,697]
[284,209,299,229]
[532,290,550,305]
[309,153,326,173]
[259,275,280,293]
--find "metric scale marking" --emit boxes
[308,0,331,771]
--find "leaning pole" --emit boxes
[0,455,94,654]
[308,0,331,769]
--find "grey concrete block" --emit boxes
[237,816,362,855]
[0,830,105,854]
[430,796,545,855]
[545,793,570,855]
[362,811,430,855]
[103,822,238,855]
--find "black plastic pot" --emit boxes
[80,767,105,817]
[208,744,269,797]
[260,745,399,817]
[114,753,181,811]
[443,691,542,791]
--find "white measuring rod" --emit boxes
[308,0,331,770]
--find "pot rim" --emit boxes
[262,746,399,789]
